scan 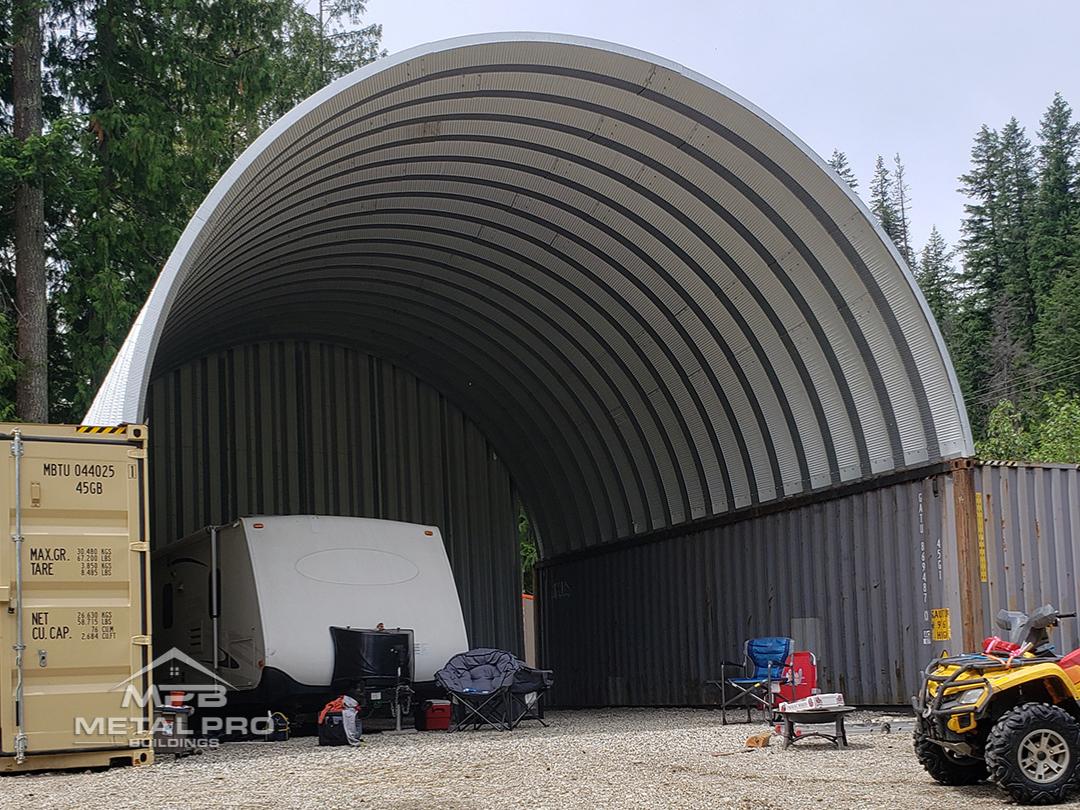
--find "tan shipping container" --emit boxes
[0,423,153,772]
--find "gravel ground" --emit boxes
[4,709,1080,809]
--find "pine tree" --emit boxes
[827,149,859,192]
[1030,93,1080,318]
[1036,266,1080,395]
[891,154,916,267]
[995,118,1039,390]
[956,125,1003,430]
[12,0,47,420]
[957,119,1041,431]
[35,0,384,416]
[916,226,957,339]
[870,155,903,248]
[1030,94,1080,394]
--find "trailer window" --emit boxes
[161,583,174,629]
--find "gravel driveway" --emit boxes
[4,708,1080,809]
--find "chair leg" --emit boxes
[765,675,773,724]
[721,679,727,726]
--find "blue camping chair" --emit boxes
[710,636,794,725]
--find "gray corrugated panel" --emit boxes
[977,462,1080,653]
[90,35,971,560]
[538,466,959,706]
[145,339,522,656]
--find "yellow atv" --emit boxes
[914,605,1080,805]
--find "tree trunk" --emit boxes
[13,0,48,422]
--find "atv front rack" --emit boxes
[915,652,1060,726]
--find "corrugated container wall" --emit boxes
[145,340,522,657]
[1,424,153,771]
[977,462,1080,653]
[538,468,965,706]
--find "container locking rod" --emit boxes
[10,429,27,764]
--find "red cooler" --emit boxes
[416,700,452,731]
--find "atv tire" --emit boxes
[986,702,1080,805]
[914,729,986,785]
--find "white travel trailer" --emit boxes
[152,515,469,706]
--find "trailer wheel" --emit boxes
[986,703,1080,805]
[914,730,986,785]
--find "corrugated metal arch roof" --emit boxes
[87,33,973,555]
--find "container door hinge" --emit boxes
[127,448,147,459]
[132,635,151,646]
[129,541,150,553]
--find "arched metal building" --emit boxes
[88,34,975,705]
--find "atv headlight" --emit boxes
[946,687,986,707]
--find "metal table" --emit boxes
[777,705,857,749]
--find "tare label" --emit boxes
[26,544,120,579]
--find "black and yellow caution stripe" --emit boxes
[76,425,127,435]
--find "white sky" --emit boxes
[366,0,1080,257]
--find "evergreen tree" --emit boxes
[12,0,46,420]
[955,125,1003,429]
[827,149,859,192]
[1035,265,1080,395]
[1030,93,1080,319]
[891,153,916,267]
[869,155,903,248]
[0,0,384,418]
[998,118,1039,296]
[1031,95,1080,394]
[994,118,1039,392]
[916,226,956,339]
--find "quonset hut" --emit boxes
[88,34,975,705]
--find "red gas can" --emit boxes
[416,699,452,731]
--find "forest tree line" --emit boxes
[1,0,383,420]
[3,5,1079,463]
[828,91,1080,462]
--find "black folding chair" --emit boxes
[509,665,554,729]
[436,649,521,732]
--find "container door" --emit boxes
[0,432,152,756]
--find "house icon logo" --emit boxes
[112,647,236,708]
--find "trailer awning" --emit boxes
[88,33,972,554]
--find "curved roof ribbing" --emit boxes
[87,33,973,555]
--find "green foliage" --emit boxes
[0,0,383,420]
[954,96,1080,438]
[891,153,915,267]
[869,155,902,246]
[978,392,1080,463]
[978,399,1035,460]
[827,149,858,191]
[518,507,538,595]
[1035,266,1080,395]
[917,226,957,339]
[1029,93,1080,315]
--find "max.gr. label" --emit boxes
[27,546,115,577]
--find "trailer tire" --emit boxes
[986,702,1080,805]
[914,729,986,785]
